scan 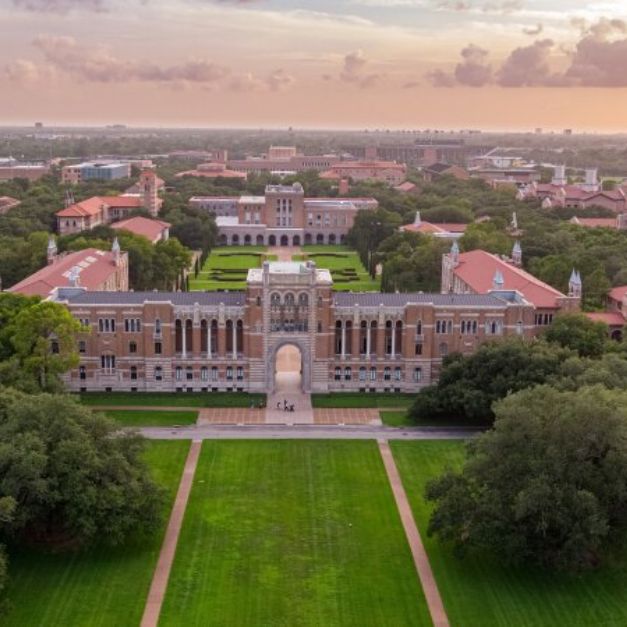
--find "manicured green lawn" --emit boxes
[391,440,627,627]
[160,440,431,627]
[2,440,189,627]
[189,246,271,291]
[311,392,415,408]
[302,245,379,292]
[105,409,198,426]
[78,391,265,408]
[380,410,414,427]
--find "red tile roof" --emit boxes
[453,250,567,308]
[98,196,144,208]
[8,248,121,298]
[402,222,467,234]
[56,196,104,218]
[585,312,625,326]
[111,216,171,243]
[609,286,627,302]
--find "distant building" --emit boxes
[570,214,627,230]
[0,196,21,214]
[191,183,378,246]
[227,148,340,175]
[175,162,247,180]
[471,166,540,187]
[519,166,627,213]
[394,181,419,195]
[585,285,627,341]
[8,238,128,299]
[111,216,171,244]
[401,212,467,240]
[0,160,50,181]
[56,171,162,235]
[320,161,407,185]
[441,241,581,331]
[62,162,132,184]
[422,162,469,182]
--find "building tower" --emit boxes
[568,269,582,299]
[112,237,121,266]
[512,240,522,267]
[140,170,159,217]
[552,165,567,186]
[47,235,58,265]
[582,168,600,193]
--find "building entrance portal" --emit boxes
[274,344,302,394]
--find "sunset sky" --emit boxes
[1,0,627,131]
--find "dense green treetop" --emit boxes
[543,313,611,357]
[426,385,627,571]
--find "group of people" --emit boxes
[277,400,296,412]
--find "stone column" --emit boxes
[341,321,346,360]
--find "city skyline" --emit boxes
[2,0,627,130]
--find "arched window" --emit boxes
[284,292,295,307]
[298,293,308,307]
[270,293,281,306]
[175,319,183,353]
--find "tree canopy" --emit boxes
[543,313,611,357]
[426,385,627,571]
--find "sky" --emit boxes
[1,0,627,131]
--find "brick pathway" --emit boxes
[267,245,302,261]
[197,408,265,424]
[378,440,450,627]
[141,440,202,627]
[314,408,381,425]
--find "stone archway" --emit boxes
[266,340,311,394]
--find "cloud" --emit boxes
[31,35,229,84]
[496,39,562,87]
[265,69,294,91]
[523,23,543,36]
[12,0,105,11]
[428,19,627,89]
[3,59,47,84]
[339,49,382,88]
[434,0,523,13]
[454,44,492,86]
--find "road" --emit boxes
[135,424,481,440]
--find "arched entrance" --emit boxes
[292,235,301,246]
[268,234,277,246]
[280,234,289,246]
[274,344,302,393]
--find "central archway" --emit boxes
[274,344,302,394]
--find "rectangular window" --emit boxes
[414,368,422,382]
[78,340,86,354]
[226,367,233,381]
[154,341,162,354]
[236,367,244,380]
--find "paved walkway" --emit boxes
[198,408,265,424]
[314,408,381,425]
[267,245,302,261]
[378,440,450,627]
[140,440,202,627]
[136,424,480,440]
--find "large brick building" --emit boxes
[56,260,538,394]
[191,183,378,246]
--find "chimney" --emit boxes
[47,235,58,265]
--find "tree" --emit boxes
[409,339,570,424]
[0,390,164,548]
[426,386,627,571]
[9,300,83,392]
[543,313,609,357]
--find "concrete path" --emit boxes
[378,440,450,627]
[267,245,302,262]
[141,440,202,627]
[135,424,480,441]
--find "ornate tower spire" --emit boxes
[568,268,582,298]
[512,240,522,267]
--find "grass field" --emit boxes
[189,246,274,291]
[311,392,415,408]
[302,245,379,291]
[104,409,198,426]
[159,440,431,627]
[380,410,414,427]
[391,440,627,627]
[78,391,265,408]
[2,440,189,627]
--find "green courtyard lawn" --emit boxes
[2,440,189,627]
[391,440,627,627]
[311,392,415,409]
[104,409,198,427]
[301,245,380,291]
[159,440,431,627]
[380,410,414,427]
[78,391,265,408]
[189,246,275,291]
